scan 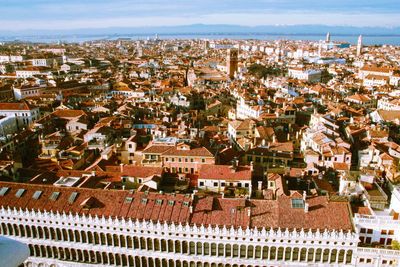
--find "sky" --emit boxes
[0,0,400,30]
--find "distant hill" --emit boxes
[1,24,400,36]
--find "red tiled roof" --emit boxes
[122,165,163,178]
[0,182,354,231]
[199,164,252,181]
[0,102,32,111]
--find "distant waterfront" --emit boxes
[1,33,400,45]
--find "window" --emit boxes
[68,192,79,204]
[199,182,204,186]
[202,159,205,163]
[238,183,242,187]
[168,200,175,206]
[360,228,366,233]
[141,198,148,204]
[15,189,26,198]
[32,190,42,200]
[165,158,168,162]
[388,230,394,235]
[367,229,373,234]
[291,199,304,209]
[245,183,249,188]
[172,158,175,162]
[178,158,182,162]
[381,230,387,235]
[125,197,133,203]
[213,182,218,187]
[0,187,9,196]
[185,158,188,162]
[221,182,225,187]
[183,201,189,207]
[190,158,194,162]
[50,192,60,201]
[247,156,252,162]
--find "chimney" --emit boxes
[261,139,266,146]
[192,190,198,200]
[250,161,254,172]
[303,191,307,201]
[272,135,276,143]
[287,133,290,141]
[189,206,193,214]
[304,203,309,213]
[120,163,124,173]
[258,181,262,191]
[91,170,96,177]
[247,208,251,217]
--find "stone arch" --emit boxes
[37,226,44,238]
[87,231,94,244]
[100,233,106,245]
[25,225,31,238]
[68,229,74,242]
[277,247,284,260]
[135,256,141,267]
[143,256,149,267]
[108,252,115,265]
[175,240,181,253]
[39,245,46,257]
[127,235,133,248]
[307,248,315,262]
[225,244,232,257]
[338,249,346,263]
[12,223,19,236]
[269,246,277,260]
[6,223,13,235]
[262,246,268,259]
[131,236,138,248]
[212,243,219,256]
[315,248,322,262]
[46,246,53,258]
[83,250,90,262]
[168,239,174,252]
[196,241,202,255]
[140,236,147,249]
[128,255,134,266]
[115,253,121,265]
[232,244,239,257]
[300,247,307,261]
[81,230,87,243]
[239,244,246,258]
[121,254,128,266]
[284,247,291,260]
[93,232,99,244]
[70,248,77,261]
[218,243,224,256]
[248,245,254,259]
[161,239,167,252]
[18,224,25,237]
[28,244,34,256]
[330,249,338,263]
[322,249,330,262]
[292,247,299,261]
[182,241,188,254]
[74,230,80,242]
[0,222,7,234]
[102,252,108,264]
[345,250,353,264]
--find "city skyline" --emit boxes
[1,0,400,30]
